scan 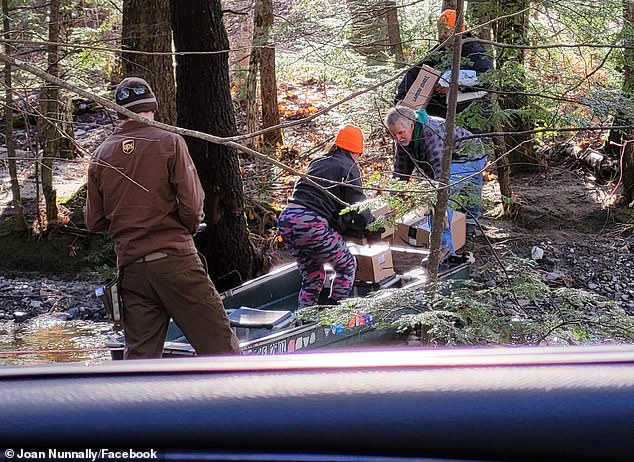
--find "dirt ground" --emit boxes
[469,161,634,313]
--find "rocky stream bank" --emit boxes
[0,273,106,323]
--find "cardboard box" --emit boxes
[395,208,466,251]
[394,207,431,247]
[345,205,395,246]
[349,244,395,283]
[450,211,466,251]
[400,65,441,110]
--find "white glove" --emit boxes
[439,69,479,88]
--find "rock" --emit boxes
[543,270,566,282]
[65,307,79,320]
[587,283,599,290]
[13,311,29,323]
[531,246,544,260]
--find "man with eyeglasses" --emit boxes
[85,77,241,359]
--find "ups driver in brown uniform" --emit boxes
[85,77,241,359]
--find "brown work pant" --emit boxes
[120,253,241,359]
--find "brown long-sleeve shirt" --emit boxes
[85,119,204,268]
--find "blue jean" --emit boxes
[450,155,487,220]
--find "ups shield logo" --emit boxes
[122,139,135,155]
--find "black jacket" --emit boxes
[288,148,372,232]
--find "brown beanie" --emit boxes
[114,77,158,117]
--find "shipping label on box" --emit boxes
[400,65,441,110]
[349,244,395,283]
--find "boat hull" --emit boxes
[108,249,471,358]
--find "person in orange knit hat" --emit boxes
[277,125,375,307]
[438,8,466,34]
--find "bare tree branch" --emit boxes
[0,52,358,206]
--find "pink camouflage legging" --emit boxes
[277,206,357,307]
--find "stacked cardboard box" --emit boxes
[395,208,466,251]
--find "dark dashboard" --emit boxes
[1,345,633,461]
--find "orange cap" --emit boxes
[335,124,364,154]
[439,9,466,32]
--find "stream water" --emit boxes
[0,315,117,366]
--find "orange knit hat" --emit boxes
[439,9,466,32]
[335,124,364,154]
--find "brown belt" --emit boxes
[134,252,168,263]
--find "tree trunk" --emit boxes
[171,0,254,288]
[41,0,61,223]
[469,0,516,217]
[2,0,27,231]
[467,0,493,41]
[491,111,519,218]
[385,0,404,63]
[494,0,536,174]
[58,92,75,160]
[606,0,634,203]
[244,14,261,149]
[345,0,389,62]
[428,0,464,283]
[623,132,634,204]
[122,0,176,125]
[222,0,254,69]
[259,0,282,148]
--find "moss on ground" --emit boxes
[0,184,116,276]
[0,218,114,274]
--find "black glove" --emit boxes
[339,211,370,238]
[364,227,385,244]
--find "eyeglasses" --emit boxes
[116,85,148,101]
